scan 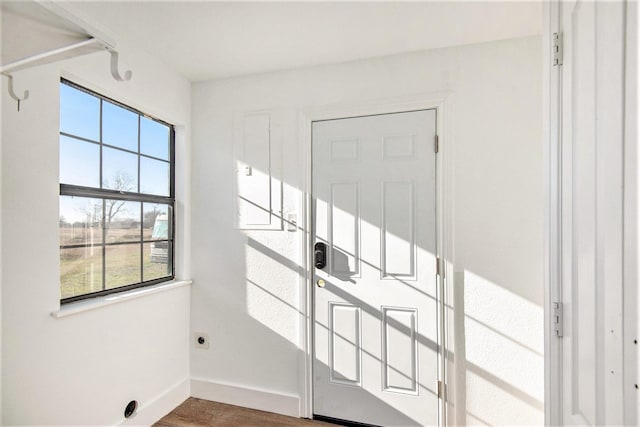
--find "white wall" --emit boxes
[191,36,543,425]
[1,39,192,425]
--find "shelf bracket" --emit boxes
[3,73,29,111]
[1,44,132,112]
[0,1,132,111]
[109,49,132,82]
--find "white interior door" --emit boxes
[558,1,626,424]
[312,110,439,426]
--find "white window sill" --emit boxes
[51,280,192,319]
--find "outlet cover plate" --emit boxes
[194,332,210,349]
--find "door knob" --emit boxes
[314,242,327,269]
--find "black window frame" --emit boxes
[59,78,176,304]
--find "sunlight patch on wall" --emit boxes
[464,270,543,352]
[463,270,544,423]
[245,237,299,346]
[466,371,543,425]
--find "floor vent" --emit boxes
[124,400,138,418]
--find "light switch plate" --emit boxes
[287,213,297,232]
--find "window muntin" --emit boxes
[59,79,175,303]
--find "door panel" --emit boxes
[559,1,626,424]
[330,182,360,277]
[382,307,418,394]
[329,303,362,386]
[382,181,415,279]
[312,110,438,426]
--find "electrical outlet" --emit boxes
[194,333,209,349]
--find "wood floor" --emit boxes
[154,398,331,427]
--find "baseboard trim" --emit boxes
[118,378,190,426]
[190,378,300,418]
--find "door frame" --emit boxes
[543,2,562,425]
[296,92,453,425]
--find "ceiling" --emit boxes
[22,1,542,82]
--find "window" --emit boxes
[59,79,175,303]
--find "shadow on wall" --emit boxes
[241,198,543,425]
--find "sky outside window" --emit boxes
[59,83,171,193]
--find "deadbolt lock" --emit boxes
[314,242,327,269]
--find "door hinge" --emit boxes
[437,380,446,399]
[552,32,563,66]
[553,302,563,337]
[436,257,441,277]
[434,135,439,153]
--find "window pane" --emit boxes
[60,79,175,302]
[60,136,100,187]
[141,117,169,160]
[60,83,99,141]
[144,242,170,281]
[143,203,171,240]
[105,244,141,289]
[140,157,169,196]
[60,247,103,299]
[105,201,141,244]
[103,101,138,151]
[60,196,103,246]
[102,147,138,192]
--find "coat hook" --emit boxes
[109,50,132,82]
[4,74,30,111]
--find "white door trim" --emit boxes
[544,1,562,425]
[296,92,454,425]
